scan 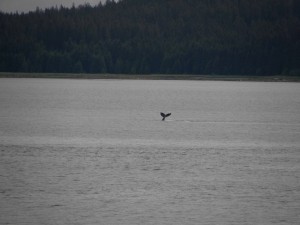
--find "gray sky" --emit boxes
[0,0,109,13]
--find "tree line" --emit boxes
[0,0,300,76]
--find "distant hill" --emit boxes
[1,0,300,76]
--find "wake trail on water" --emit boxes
[164,119,300,126]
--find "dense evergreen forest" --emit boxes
[1,0,300,76]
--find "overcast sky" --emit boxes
[0,0,110,13]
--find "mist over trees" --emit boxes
[1,0,300,76]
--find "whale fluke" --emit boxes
[160,112,171,121]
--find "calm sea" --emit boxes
[0,78,299,225]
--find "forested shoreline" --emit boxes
[1,0,300,76]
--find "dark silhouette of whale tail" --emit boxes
[160,112,171,121]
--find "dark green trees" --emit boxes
[0,0,299,75]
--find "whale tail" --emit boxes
[160,112,171,121]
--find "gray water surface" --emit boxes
[0,79,299,225]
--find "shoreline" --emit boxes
[1,72,300,82]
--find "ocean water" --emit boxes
[0,78,299,225]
